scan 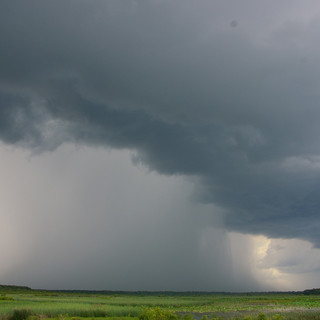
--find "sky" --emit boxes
[1,0,320,291]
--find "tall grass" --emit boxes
[9,309,33,320]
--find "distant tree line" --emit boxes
[3,283,318,295]
[0,285,31,293]
[303,288,320,295]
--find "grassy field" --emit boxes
[1,286,320,320]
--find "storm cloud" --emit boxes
[2,0,320,289]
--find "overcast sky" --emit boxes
[2,0,320,291]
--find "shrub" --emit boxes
[257,313,268,320]
[0,294,14,301]
[139,307,178,320]
[181,314,194,320]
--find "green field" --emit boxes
[1,285,320,320]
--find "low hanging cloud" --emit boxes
[2,0,320,247]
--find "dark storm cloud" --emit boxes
[2,0,320,244]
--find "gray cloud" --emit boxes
[2,1,320,250]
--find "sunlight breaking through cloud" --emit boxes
[229,233,320,291]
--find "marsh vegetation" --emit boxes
[1,286,320,320]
